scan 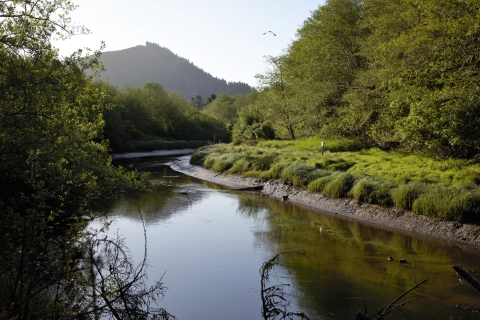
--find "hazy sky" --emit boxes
[54,0,326,87]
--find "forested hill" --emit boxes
[97,41,253,99]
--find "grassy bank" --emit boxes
[190,137,480,223]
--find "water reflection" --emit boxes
[105,157,480,320]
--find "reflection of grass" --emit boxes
[257,201,466,320]
[191,140,480,223]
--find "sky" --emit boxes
[54,0,326,87]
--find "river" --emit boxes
[94,155,480,319]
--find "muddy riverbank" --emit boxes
[168,155,480,246]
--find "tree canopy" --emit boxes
[252,0,480,158]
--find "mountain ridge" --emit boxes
[97,42,253,100]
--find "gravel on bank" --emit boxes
[168,155,480,246]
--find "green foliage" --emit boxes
[232,103,275,141]
[0,2,167,318]
[95,80,231,152]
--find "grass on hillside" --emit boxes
[190,137,480,223]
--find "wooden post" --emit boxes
[321,141,324,155]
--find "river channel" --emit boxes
[95,155,480,319]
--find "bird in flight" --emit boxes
[263,31,276,36]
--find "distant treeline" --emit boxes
[96,81,230,152]
[213,0,480,159]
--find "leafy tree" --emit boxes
[0,1,171,318]
[358,0,480,156]
[284,0,365,138]
[232,103,275,141]
[256,56,298,139]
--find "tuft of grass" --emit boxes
[281,162,317,187]
[190,147,211,165]
[352,177,394,206]
[323,172,356,198]
[211,153,244,172]
[391,183,426,211]
[308,173,335,193]
[412,186,480,222]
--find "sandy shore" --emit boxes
[168,155,480,247]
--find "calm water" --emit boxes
[94,156,480,319]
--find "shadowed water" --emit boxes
[93,156,480,319]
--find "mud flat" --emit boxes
[169,155,480,247]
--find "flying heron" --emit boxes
[263,31,276,36]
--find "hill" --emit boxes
[97,42,253,100]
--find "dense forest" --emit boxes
[220,0,480,159]
[96,42,253,100]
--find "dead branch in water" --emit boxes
[260,251,310,320]
[356,279,427,320]
[453,266,480,292]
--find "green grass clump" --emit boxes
[281,162,317,187]
[352,177,394,206]
[211,153,244,172]
[391,183,426,210]
[412,185,480,222]
[323,172,356,198]
[308,173,336,192]
[190,147,211,165]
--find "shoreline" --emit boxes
[169,155,480,247]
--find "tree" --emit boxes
[0,1,170,318]
[256,56,298,139]
[232,103,275,141]
[284,0,366,138]
[193,94,204,111]
[356,0,480,156]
